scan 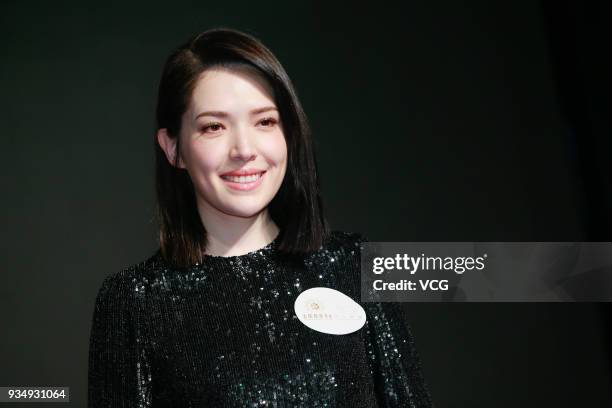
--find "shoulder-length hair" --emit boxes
[154,28,329,268]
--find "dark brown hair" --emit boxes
[155,28,329,267]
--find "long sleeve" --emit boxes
[88,271,153,407]
[364,302,433,407]
[352,233,433,407]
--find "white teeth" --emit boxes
[222,173,263,183]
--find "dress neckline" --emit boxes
[200,232,281,262]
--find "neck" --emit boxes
[197,200,280,257]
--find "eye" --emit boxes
[258,117,278,128]
[201,122,224,133]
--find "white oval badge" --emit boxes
[294,287,366,335]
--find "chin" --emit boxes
[220,202,269,219]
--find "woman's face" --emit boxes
[176,68,287,220]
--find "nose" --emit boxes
[229,125,257,162]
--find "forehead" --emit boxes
[189,68,276,114]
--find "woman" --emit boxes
[88,28,432,407]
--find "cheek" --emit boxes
[185,141,225,176]
[262,132,288,166]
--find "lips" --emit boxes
[220,168,266,177]
[220,169,266,191]
[220,172,264,183]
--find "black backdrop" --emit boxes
[1,1,610,406]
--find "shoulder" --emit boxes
[323,230,369,259]
[300,230,368,297]
[304,230,367,265]
[93,250,164,307]
[324,230,368,250]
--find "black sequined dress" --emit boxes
[88,231,432,407]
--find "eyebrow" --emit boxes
[195,106,278,119]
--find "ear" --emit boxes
[157,128,186,169]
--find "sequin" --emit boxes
[88,231,432,407]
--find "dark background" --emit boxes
[1,1,610,406]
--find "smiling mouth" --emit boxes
[220,171,266,183]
